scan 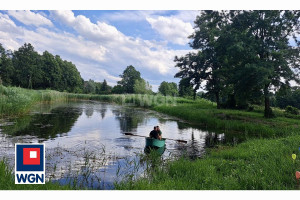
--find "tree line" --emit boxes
[174,10,300,117]
[0,43,83,93]
[113,65,190,96]
[0,43,182,96]
[0,43,122,94]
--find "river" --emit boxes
[0,101,236,189]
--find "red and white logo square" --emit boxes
[23,148,40,165]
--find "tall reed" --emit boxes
[0,85,68,117]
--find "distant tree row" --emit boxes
[1,43,195,97]
[0,43,115,94]
[112,65,188,96]
[83,79,112,94]
[0,43,83,93]
[158,81,178,96]
[175,10,300,117]
[275,86,300,110]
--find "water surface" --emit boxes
[0,101,239,189]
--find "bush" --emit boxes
[247,105,254,112]
[285,105,299,115]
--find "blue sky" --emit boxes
[0,10,199,91]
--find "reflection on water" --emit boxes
[0,101,244,189]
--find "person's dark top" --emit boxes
[149,130,159,139]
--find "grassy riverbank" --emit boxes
[0,160,70,190]
[0,85,68,117]
[152,104,300,139]
[1,85,300,190]
[116,135,300,190]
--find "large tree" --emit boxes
[175,10,300,117]
[174,52,208,100]
[0,44,14,86]
[41,51,61,90]
[228,10,300,117]
[178,78,194,97]
[117,65,142,93]
[55,55,83,93]
[12,43,43,89]
[175,11,229,106]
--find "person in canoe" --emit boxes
[149,126,159,139]
[156,126,162,140]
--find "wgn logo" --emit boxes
[15,144,45,184]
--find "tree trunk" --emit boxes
[264,84,273,118]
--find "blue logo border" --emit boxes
[16,144,44,172]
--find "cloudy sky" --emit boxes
[0,10,200,91]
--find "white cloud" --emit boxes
[0,31,20,50]
[50,10,75,25]
[0,11,194,91]
[51,10,123,43]
[7,10,53,27]
[22,27,108,62]
[0,14,113,82]
[146,16,194,45]
[0,13,22,34]
[50,10,188,75]
[0,13,23,50]
[97,10,199,24]
[96,10,167,22]
[74,61,121,85]
[171,10,199,23]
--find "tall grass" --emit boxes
[0,85,68,117]
[67,93,180,108]
[115,134,300,190]
[0,159,70,190]
[0,85,184,117]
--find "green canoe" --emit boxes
[144,145,165,155]
[145,137,166,155]
[145,137,166,148]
